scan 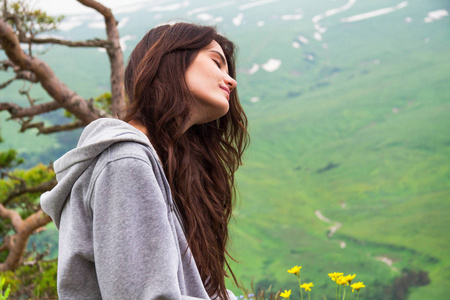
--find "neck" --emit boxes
[128,120,150,138]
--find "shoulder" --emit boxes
[94,141,162,180]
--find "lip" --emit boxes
[220,86,230,99]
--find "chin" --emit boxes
[203,105,230,123]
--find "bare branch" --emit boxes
[0,59,16,70]
[15,69,37,82]
[21,36,111,48]
[0,203,23,231]
[0,207,51,271]
[20,118,84,134]
[0,100,60,118]
[2,178,57,206]
[23,242,51,266]
[0,18,109,123]
[0,76,16,89]
[19,83,35,105]
[77,0,125,116]
[22,209,52,235]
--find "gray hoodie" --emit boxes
[41,118,236,300]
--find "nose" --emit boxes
[225,73,237,91]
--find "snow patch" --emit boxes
[88,21,105,29]
[196,13,214,21]
[187,1,235,16]
[250,97,260,103]
[261,59,281,72]
[292,41,301,49]
[281,14,303,21]
[114,3,146,14]
[239,0,280,11]
[311,0,356,38]
[59,20,83,31]
[424,9,448,23]
[404,16,412,23]
[298,35,309,44]
[117,17,129,29]
[232,13,244,26]
[120,35,135,52]
[58,15,94,31]
[148,1,189,12]
[314,32,322,41]
[341,1,409,23]
[248,63,260,75]
[20,43,46,52]
[37,34,67,40]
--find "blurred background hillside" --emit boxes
[1,0,449,299]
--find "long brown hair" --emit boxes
[122,22,249,299]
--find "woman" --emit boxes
[41,22,248,300]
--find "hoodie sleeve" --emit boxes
[90,156,208,300]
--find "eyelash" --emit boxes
[213,59,222,68]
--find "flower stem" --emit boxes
[298,274,303,300]
[335,284,338,300]
[309,291,311,300]
[356,292,360,300]
[342,286,346,300]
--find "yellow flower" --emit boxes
[328,272,344,282]
[280,289,292,298]
[351,282,366,292]
[287,265,302,276]
[337,275,349,286]
[300,282,314,292]
[345,274,356,284]
[336,276,348,285]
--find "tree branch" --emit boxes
[0,18,109,123]
[20,118,84,134]
[77,0,125,116]
[0,207,51,271]
[0,203,23,231]
[15,69,37,82]
[2,178,57,207]
[0,76,15,89]
[0,101,60,118]
[21,36,111,48]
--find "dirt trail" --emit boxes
[315,210,342,238]
[375,256,399,272]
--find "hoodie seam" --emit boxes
[85,155,157,222]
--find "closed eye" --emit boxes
[213,59,222,68]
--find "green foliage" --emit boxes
[0,276,11,300]
[0,163,55,238]
[64,92,112,119]
[94,92,112,114]
[240,279,281,300]
[6,0,64,37]
[1,260,57,299]
[0,132,24,169]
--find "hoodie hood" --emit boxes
[40,118,155,228]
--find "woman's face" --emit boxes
[185,40,237,125]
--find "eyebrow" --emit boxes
[210,50,228,71]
